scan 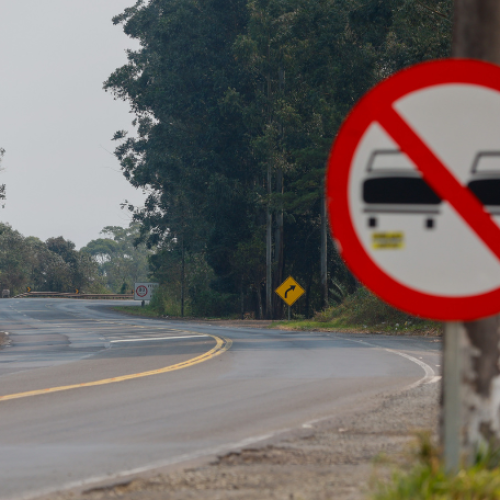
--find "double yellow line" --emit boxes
[0,334,232,402]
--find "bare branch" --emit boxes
[415,0,452,22]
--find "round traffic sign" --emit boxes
[136,285,148,298]
[327,59,500,321]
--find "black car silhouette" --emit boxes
[466,152,500,214]
[362,150,441,229]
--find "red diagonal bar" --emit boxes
[377,107,500,263]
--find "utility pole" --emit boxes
[443,0,500,468]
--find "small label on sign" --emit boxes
[372,232,404,249]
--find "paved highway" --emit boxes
[0,299,441,500]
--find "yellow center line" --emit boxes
[0,334,232,402]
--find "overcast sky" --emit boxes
[0,1,145,248]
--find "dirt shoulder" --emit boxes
[50,382,439,500]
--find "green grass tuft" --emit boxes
[374,435,500,499]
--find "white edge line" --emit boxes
[345,338,438,389]
[109,335,207,343]
[300,340,440,430]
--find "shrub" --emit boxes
[314,287,439,332]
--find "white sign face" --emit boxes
[327,59,500,320]
[134,283,159,301]
[349,85,500,297]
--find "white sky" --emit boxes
[0,1,145,248]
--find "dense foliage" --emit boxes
[105,0,452,318]
[0,222,150,296]
[81,223,152,293]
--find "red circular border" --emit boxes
[136,286,148,298]
[327,58,500,321]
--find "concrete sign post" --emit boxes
[326,59,500,471]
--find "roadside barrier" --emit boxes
[11,292,134,300]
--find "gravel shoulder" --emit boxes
[0,331,9,348]
[49,382,439,500]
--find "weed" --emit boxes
[373,434,500,499]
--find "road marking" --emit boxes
[0,334,232,402]
[344,338,437,388]
[110,335,207,343]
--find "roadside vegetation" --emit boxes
[374,435,500,499]
[276,288,442,335]
[104,0,453,320]
[0,2,453,320]
[0,221,150,296]
[114,286,442,336]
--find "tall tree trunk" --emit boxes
[240,280,245,320]
[180,232,185,318]
[320,190,328,309]
[273,65,285,320]
[256,283,263,320]
[442,0,500,466]
[266,167,273,320]
[265,55,273,321]
[273,168,284,319]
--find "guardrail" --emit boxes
[11,292,134,300]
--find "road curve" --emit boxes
[0,299,441,500]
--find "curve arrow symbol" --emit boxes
[284,285,296,298]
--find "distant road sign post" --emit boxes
[327,59,500,473]
[134,283,159,304]
[275,276,305,320]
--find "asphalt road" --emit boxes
[0,299,441,500]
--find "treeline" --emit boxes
[0,222,150,296]
[106,0,452,318]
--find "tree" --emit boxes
[0,148,5,206]
[106,0,453,318]
[81,223,151,293]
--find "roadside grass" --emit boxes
[112,287,442,336]
[275,288,442,335]
[111,305,162,318]
[373,434,500,499]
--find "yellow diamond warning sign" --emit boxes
[275,276,305,306]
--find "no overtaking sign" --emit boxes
[327,59,500,321]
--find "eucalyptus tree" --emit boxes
[82,223,151,293]
[106,0,453,318]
